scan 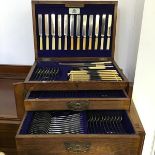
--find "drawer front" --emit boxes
[24,99,130,111]
[16,136,140,155]
[24,90,130,111]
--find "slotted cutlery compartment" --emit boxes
[29,61,71,81]
[27,61,126,82]
[24,89,131,111]
[16,110,142,155]
[19,110,135,135]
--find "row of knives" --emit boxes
[28,111,129,134]
[38,14,112,51]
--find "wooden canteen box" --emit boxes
[14,0,145,155]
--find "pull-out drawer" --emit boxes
[16,110,144,155]
[24,90,130,111]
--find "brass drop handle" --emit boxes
[67,101,89,111]
[64,142,91,153]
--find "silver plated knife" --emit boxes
[58,14,62,50]
[45,14,49,50]
[51,14,55,50]
[64,14,68,50]
[76,15,81,50]
[88,15,93,50]
[100,14,106,50]
[82,15,87,50]
[106,14,112,50]
[38,14,43,50]
[94,15,100,50]
[70,15,74,50]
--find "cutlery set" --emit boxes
[28,111,129,134]
[38,14,112,51]
[67,61,122,81]
[87,111,126,134]
[30,67,59,81]
[30,61,122,81]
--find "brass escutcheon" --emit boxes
[64,141,91,153]
[67,101,89,111]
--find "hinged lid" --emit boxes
[32,0,118,60]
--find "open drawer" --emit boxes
[24,90,131,111]
[16,109,144,155]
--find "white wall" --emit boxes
[132,0,155,154]
[0,0,145,81]
[0,0,34,65]
[115,0,145,81]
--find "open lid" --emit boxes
[32,0,118,60]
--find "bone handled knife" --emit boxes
[51,14,55,50]
[82,15,87,50]
[106,14,112,50]
[64,15,68,50]
[38,14,43,50]
[88,15,93,50]
[100,14,106,50]
[58,15,62,50]
[76,15,81,50]
[45,14,49,50]
[94,15,100,50]
[70,15,74,50]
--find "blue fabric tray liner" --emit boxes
[20,110,135,135]
[28,90,127,99]
[30,61,123,81]
[35,4,115,57]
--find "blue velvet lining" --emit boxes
[30,61,123,81]
[19,112,34,134]
[20,110,135,135]
[28,90,126,99]
[35,4,114,57]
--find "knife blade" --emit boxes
[45,14,49,50]
[106,14,112,50]
[64,14,68,50]
[51,14,55,50]
[88,15,93,50]
[82,15,87,50]
[58,14,62,50]
[70,15,74,50]
[100,14,106,50]
[94,15,100,50]
[76,15,81,50]
[38,14,43,50]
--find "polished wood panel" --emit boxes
[0,118,20,155]
[0,65,30,155]
[24,98,130,111]
[0,65,30,118]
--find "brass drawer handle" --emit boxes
[64,142,91,153]
[67,101,89,111]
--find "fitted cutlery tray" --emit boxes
[26,61,127,83]
[19,110,134,135]
[16,109,144,155]
[25,89,130,111]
